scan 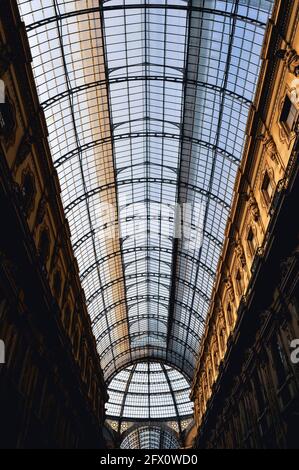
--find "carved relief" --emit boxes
[223,275,235,304]
[286,48,299,77]
[214,299,223,319]
[235,267,244,297]
[248,191,260,223]
[260,130,279,164]
[233,234,247,268]
[276,47,299,76]
[213,348,219,373]
[219,328,226,354]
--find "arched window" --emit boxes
[261,170,274,205]
[21,170,35,216]
[38,227,50,266]
[280,94,298,133]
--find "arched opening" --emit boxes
[120,425,179,449]
[106,360,193,446]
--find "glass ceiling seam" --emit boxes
[104,351,194,383]
[25,5,267,33]
[161,363,182,433]
[94,313,203,344]
[54,134,241,168]
[166,0,191,350]
[40,76,252,110]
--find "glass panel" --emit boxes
[107,361,193,421]
[18,0,274,431]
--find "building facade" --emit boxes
[191,0,299,449]
[0,1,107,448]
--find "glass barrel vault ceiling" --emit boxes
[106,362,193,422]
[18,0,274,410]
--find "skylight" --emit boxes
[18,0,274,431]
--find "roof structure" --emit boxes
[106,361,193,431]
[18,0,274,445]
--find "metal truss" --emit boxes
[86,271,211,307]
[73,228,222,253]
[93,308,203,342]
[25,4,267,33]
[64,178,231,213]
[18,0,274,434]
[80,247,216,282]
[102,340,196,380]
[41,74,252,110]
[54,132,240,168]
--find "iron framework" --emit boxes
[18,0,274,430]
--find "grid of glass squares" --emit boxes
[18,0,273,423]
[106,361,193,421]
